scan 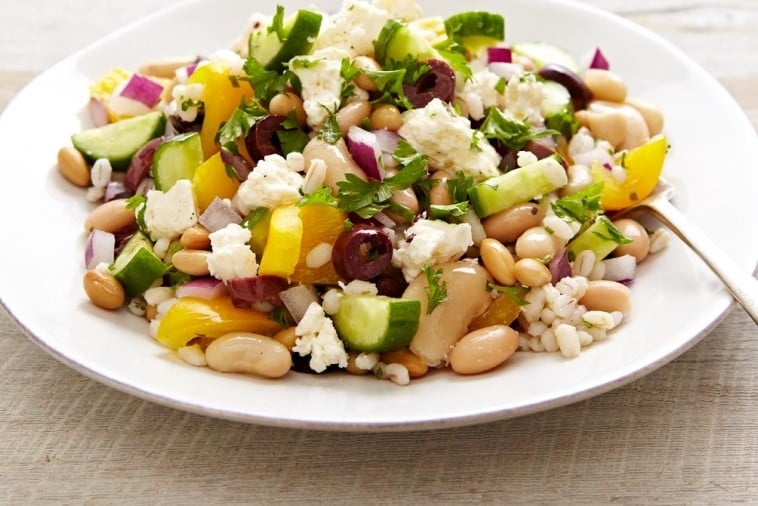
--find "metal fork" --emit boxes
[614,179,758,325]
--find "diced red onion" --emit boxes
[549,248,572,285]
[185,63,198,77]
[88,97,110,127]
[487,47,512,64]
[199,197,242,232]
[603,162,613,171]
[346,125,383,180]
[119,74,164,108]
[589,48,610,70]
[372,129,401,154]
[603,255,636,284]
[176,277,226,299]
[85,230,116,269]
[279,284,320,323]
[104,181,133,202]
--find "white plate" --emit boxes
[0,0,756,431]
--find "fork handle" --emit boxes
[646,198,758,325]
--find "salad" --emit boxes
[60,0,670,386]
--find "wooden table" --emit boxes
[1,1,756,503]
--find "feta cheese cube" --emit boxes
[294,302,349,373]
[290,47,350,129]
[313,1,391,57]
[392,219,474,282]
[143,179,198,241]
[207,223,258,282]
[235,154,305,214]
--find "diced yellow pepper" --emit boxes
[187,62,253,159]
[291,204,346,285]
[591,135,668,211]
[156,296,281,350]
[192,152,241,212]
[89,67,130,101]
[258,205,303,279]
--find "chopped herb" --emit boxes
[423,264,448,314]
[619,151,628,169]
[495,77,507,95]
[437,47,473,82]
[125,194,148,235]
[241,207,270,231]
[215,98,267,155]
[545,107,580,139]
[166,269,191,288]
[319,106,342,144]
[551,182,604,225]
[180,97,202,111]
[479,107,557,151]
[386,200,415,222]
[470,130,483,152]
[125,194,146,210]
[297,186,338,207]
[343,218,354,231]
[336,143,427,219]
[447,170,475,203]
[276,114,310,155]
[581,319,594,329]
[271,306,291,328]
[428,202,468,222]
[487,281,529,306]
[268,5,287,42]
[593,222,632,245]
[240,54,290,102]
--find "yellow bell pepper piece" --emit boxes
[156,296,281,350]
[89,67,130,101]
[192,152,241,212]
[258,205,303,279]
[291,204,345,285]
[187,62,253,159]
[591,135,668,211]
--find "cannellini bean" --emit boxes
[83,269,125,310]
[612,218,650,263]
[171,249,211,276]
[483,203,544,244]
[205,332,292,378]
[514,258,552,287]
[449,325,519,375]
[380,348,429,378]
[84,198,136,234]
[583,69,628,103]
[625,97,664,136]
[580,280,632,313]
[302,137,366,192]
[336,100,371,136]
[479,238,516,286]
[57,146,90,187]
[353,56,381,91]
[515,226,560,260]
[180,225,211,250]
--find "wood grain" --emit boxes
[0,1,756,504]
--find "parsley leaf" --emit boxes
[495,76,507,95]
[428,202,468,222]
[336,143,427,219]
[268,5,287,42]
[423,265,448,314]
[271,306,292,328]
[593,217,632,245]
[319,106,342,144]
[551,182,604,225]
[241,55,290,102]
[437,47,473,82]
[446,170,475,203]
[276,113,309,155]
[545,107,580,139]
[487,282,529,306]
[479,107,557,151]
[216,98,267,155]
[297,186,338,207]
[125,194,148,235]
[240,207,270,232]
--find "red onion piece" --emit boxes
[85,230,116,269]
[279,284,320,323]
[346,125,382,180]
[88,97,110,127]
[227,276,289,308]
[487,47,512,64]
[199,197,242,232]
[125,136,163,191]
[104,181,133,202]
[185,63,198,77]
[372,128,401,154]
[589,48,610,70]
[119,74,164,108]
[548,248,572,285]
[603,255,636,284]
[176,277,226,299]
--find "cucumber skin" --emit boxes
[71,111,166,171]
[109,232,167,297]
[444,12,505,41]
[151,132,204,191]
[375,19,437,66]
[333,295,421,353]
[566,216,626,263]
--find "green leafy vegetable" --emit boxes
[268,5,287,42]
[423,265,448,314]
[297,186,338,207]
[428,202,468,222]
[276,113,309,155]
[216,98,267,155]
[241,55,290,102]
[319,106,342,144]
[551,182,604,225]
[479,107,557,151]
[487,281,529,306]
[446,170,475,203]
[271,306,292,328]
[241,207,270,231]
[494,77,506,95]
[125,194,148,235]
[545,107,580,139]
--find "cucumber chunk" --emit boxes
[374,19,438,66]
[249,8,322,71]
[567,216,630,262]
[109,232,167,297]
[152,132,204,191]
[541,80,572,117]
[444,11,505,55]
[469,155,568,217]
[511,42,579,72]
[71,111,166,170]
[333,294,421,353]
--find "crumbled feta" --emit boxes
[313,1,391,57]
[504,73,545,125]
[235,154,304,214]
[568,127,614,168]
[208,49,245,76]
[143,179,198,241]
[290,48,350,129]
[207,223,258,282]
[165,83,204,122]
[293,302,349,373]
[517,150,539,167]
[398,98,501,181]
[460,69,505,120]
[392,219,474,282]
